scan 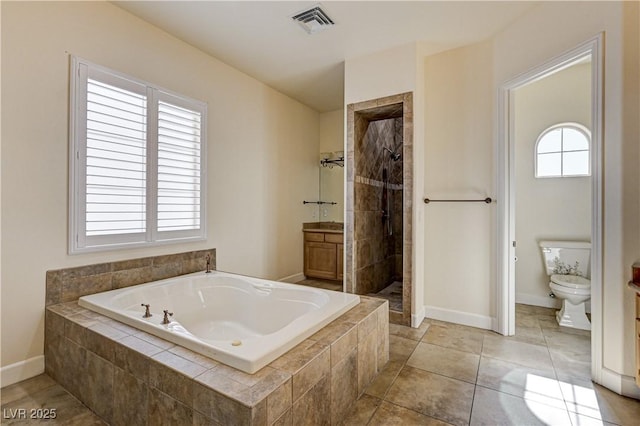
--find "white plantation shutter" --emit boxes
[157,99,202,234]
[70,57,206,253]
[85,78,147,237]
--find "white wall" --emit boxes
[422,41,495,326]
[319,109,344,222]
[514,63,592,306]
[1,2,319,377]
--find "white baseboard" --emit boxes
[412,306,426,328]
[516,292,561,309]
[599,367,640,399]
[424,305,493,330]
[516,291,591,313]
[278,272,306,283]
[1,355,45,388]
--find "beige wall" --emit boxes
[514,63,592,306]
[344,42,426,326]
[1,2,319,371]
[494,0,638,390]
[423,41,495,323]
[319,109,344,222]
[344,1,640,388]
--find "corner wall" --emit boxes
[1,1,319,381]
[493,0,638,393]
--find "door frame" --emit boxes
[495,34,604,381]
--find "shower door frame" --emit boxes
[345,93,414,326]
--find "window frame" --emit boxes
[69,56,207,254]
[534,122,591,179]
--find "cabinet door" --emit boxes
[637,318,640,387]
[305,242,337,280]
[336,243,344,280]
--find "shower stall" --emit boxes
[346,93,413,325]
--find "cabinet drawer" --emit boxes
[325,233,343,244]
[305,232,325,242]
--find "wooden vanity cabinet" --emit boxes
[636,293,640,386]
[304,231,344,281]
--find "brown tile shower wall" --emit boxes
[45,249,216,306]
[354,118,403,295]
[45,296,389,425]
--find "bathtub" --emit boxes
[78,270,359,373]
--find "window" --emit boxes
[70,57,206,253]
[535,123,590,178]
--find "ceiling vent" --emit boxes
[291,5,335,34]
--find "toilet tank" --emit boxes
[539,241,591,278]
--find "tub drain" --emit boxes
[231,340,242,346]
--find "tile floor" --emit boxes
[343,304,640,425]
[2,304,639,425]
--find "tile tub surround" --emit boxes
[45,249,216,306]
[44,296,389,425]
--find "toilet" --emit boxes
[539,240,591,330]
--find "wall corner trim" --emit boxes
[599,367,640,399]
[0,355,45,388]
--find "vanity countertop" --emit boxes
[303,228,343,234]
[628,281,640,294]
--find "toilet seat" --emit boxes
[550,274,590,289]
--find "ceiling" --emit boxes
[114,1,538,112]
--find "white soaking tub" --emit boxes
[78,270,359,373]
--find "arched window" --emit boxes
[535,123,591,178]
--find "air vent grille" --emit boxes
[292,5,335,34]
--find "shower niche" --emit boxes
[346,93,413,326]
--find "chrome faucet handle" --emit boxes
[141,303,152,318]
[162,310,174,325]
[205,254,212,274]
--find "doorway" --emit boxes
[497,35,603,380]
[346,93,414,326]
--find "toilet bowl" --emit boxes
[549,274,591,330]
[539,241,591,330]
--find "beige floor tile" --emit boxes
[364,360,404,399]
[549,348,591,382]
[516,304,556,316]
[559,376,640,425]
[385,366,474,426]
[470,386,573,426]
[476,356,563,403]
[0,383,105,425]
[482,334,554,371]
[515,311,542,328]
[341,394,381,426]
[542,328,591,353]
[511,325,547,346]
[389,320,429,341]
[389,334,419,362]
[407,342,480,383]
[0,374,57,405]
[421,323,484,354]
[368,401,452,425]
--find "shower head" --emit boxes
[384,147,401,161]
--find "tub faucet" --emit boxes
[141,303,152,318]
[162,310,173,325]
[205,254,212,274]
